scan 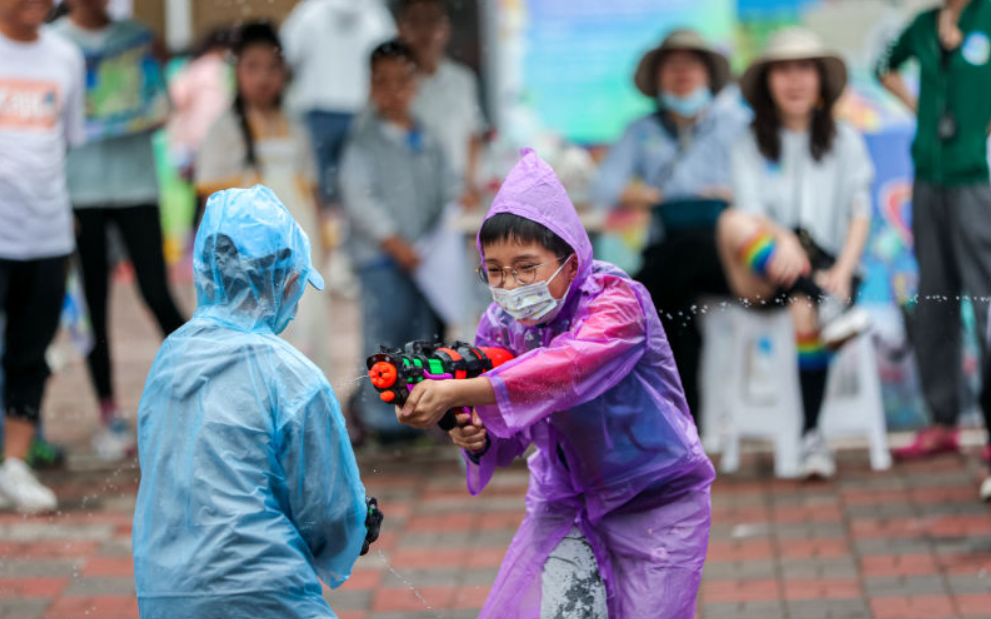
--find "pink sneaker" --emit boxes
[892,426,960,461]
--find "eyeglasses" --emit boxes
[476,258,567,288]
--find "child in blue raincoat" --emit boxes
[132,185,378,619]
[398,150,715,618]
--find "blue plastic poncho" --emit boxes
[467,151,716,618]
[132,186,367,619]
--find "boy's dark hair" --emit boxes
[479,213,572,260]
[370,39,418,70]
[231,22,284,170]
[398,0,449,16]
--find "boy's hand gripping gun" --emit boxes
[366,341,514,431]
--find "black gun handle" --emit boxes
[361,496,384,556]
[438,408,461,431]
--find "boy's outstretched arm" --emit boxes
[475,277,648,437]
[279,387,368,589]
[397,376,495,428]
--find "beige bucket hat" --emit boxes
[739,27,848,107]
[634,29,731,97]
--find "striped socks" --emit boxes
[739,231,776,277]
[798,331,831,431]
[797,331,831,371]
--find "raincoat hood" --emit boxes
[478,149,594,299]
[194,185,324,335]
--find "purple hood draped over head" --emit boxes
[467,149,715,619]
[477,148,594,295]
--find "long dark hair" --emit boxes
[231,22,284,170]
[751,60,836,163]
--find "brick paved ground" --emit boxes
[2,282,990,619]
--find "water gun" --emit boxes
[366,341,514,431]
[361,496,383,556]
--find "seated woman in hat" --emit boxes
[716,27,874,480]
[591,29,750,420]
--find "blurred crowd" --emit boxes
[0,0,990,515]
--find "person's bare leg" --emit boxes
[3,417,35,461]
[715,209,776,301]
[789,293,818,333]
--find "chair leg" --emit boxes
[721,432,741,474]
[774,432,801,478]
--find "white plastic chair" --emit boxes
[820,333,892,471]
[699,303,734,453]
[712,307,803,477]
[701,305,890,478]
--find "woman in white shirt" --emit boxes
[716,28,874,479]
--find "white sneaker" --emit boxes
[0,458,57,514]
[981,477,991,503]
[820,300,871,349]
[92,418,137,462]
[800,429,836,480]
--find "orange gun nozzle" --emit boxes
[369,361,398,389]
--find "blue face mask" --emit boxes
[659,86,712,117]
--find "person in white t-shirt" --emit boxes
[398,0,485,205]
[51,0,186,464]
[715,29,874,480]
[280,0,395,205]
[0,0,85,513]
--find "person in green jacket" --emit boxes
[876,0,991,500]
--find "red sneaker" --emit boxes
[892,426,961,460]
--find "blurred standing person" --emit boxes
[0,0,85,511]
[590,29,749,419]
[195,22,330,376]
[340,40,460,441]
[52,0,185,462]
[281,0,395,207]
[166,27,232,186]
[876,0,991,484]
[399,0,485,204]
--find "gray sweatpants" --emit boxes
[541,527,608,619]
[911,180,991,434]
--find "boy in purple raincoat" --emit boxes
[398,149,715,618]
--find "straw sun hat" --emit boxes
[739,27,848,107]
[634,29,731,97]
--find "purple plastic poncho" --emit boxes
[467,150,716,618]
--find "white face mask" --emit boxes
[489,257,573,323]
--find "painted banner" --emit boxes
[496,0,735,145]
[81,28,169,140]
